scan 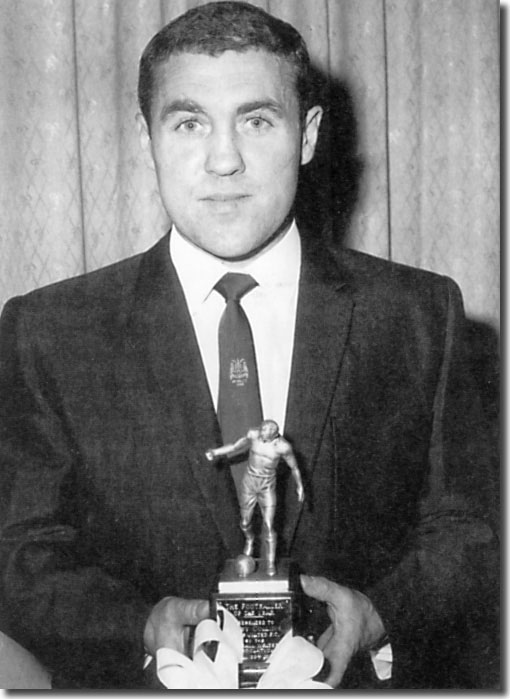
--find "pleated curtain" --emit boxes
[0,0,499,331]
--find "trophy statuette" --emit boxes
[205,419,305,688]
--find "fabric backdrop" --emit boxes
[0,0,499,333]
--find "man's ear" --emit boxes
[136,112,155,171]
[301,105,323,165]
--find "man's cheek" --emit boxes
[258,146,300,177]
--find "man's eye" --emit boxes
[246,116,271,130]
[176,119,201,132]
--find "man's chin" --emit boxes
[199,231,272,261]
[205,220,292,261]
[176,226,258,260]
[175,213,293,260]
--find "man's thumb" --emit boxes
[300,574,336,602]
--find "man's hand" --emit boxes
[300,575,386,687]
[296,483,305,502]
[143,596,210,657]
[205,449,215,462]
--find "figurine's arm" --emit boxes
[280,441,305,502]
[205,435,250,462]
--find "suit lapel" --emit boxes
[281,236,354,551]
[123,234,242,556]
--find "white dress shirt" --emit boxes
[169,221,301,433]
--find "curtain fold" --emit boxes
[0,1,84,292]
[0,0,499,329]
[385,0,499,323]
[327,0,390,258]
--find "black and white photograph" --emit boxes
[0,0,500,690]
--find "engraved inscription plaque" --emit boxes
[211,557,299,688]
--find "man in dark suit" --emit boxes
[0,1,498,690]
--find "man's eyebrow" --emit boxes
[159,99,205,121]
[158,98,284,122]
[236,100,284,116]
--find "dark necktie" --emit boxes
[215,272,263,499]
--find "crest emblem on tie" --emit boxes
[230,358,249,386]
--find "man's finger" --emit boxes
[320,635,351,688]
[324,655,348,689]
[316,624,334,652]
[169,597,210,625]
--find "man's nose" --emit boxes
[205,128,245,176]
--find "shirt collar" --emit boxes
[170,220,301,314]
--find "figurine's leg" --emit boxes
[239,479,258,556]
[261,505,277,575]
[240,510,255,556]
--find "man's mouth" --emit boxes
[201,193,250,202]
[200,194,251,215]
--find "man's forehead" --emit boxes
[153,49,298,103]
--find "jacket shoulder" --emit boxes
[15,252,144,313]
[336,247,461,308]
[326,247,469,343]
[1,235,170,333]
[338,246,445,286]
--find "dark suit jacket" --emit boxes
[0,229,498,689]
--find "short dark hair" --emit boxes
[138,1,314,130]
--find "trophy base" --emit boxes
[211,557,299,689]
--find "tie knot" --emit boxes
[215,273,258,302]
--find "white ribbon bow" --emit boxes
[155,607,332,690]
